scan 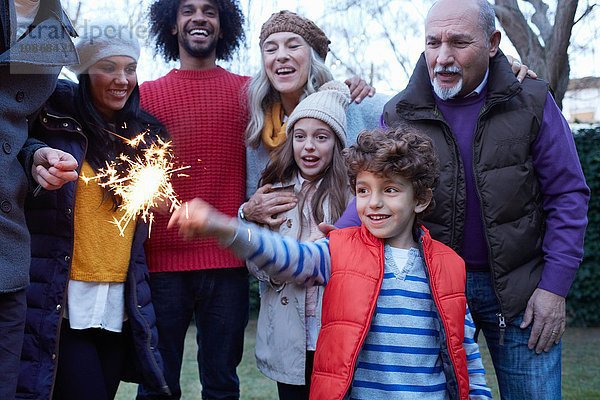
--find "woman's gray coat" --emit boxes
[0,0,78,293]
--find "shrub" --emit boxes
[567,126,600,326]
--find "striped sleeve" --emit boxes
[463,307,493,399]
[228,221,331,286]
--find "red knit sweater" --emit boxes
[140,67,249,272]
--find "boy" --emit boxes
[169,127,492,400]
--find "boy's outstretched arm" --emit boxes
[170,199,332,286]
[231,223,331,287]
[168,198,238,241]
[463,307,493,399]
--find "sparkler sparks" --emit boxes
[81,131,190,237]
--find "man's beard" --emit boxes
[180,34,218,59]
[432,65,463,100]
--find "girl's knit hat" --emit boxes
[259,10,330,60]
[286,80,351,145]
[69,19,140,76]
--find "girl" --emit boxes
[16,21,170,400]
[247,81,351,400]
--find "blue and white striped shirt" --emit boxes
[228,223,492,399]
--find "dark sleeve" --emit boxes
[18,137,47,191]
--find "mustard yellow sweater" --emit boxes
[70,161,135,282]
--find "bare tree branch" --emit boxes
[495,0,588,109]
[546,0,578,101]
[524,0,552,44]
[372,7,412,79]
[329,49,359,77]
[73,2,81,25]
[574,3,598,25]
[494,0,545,61]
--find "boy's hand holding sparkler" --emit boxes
[168,198,237,242]
[32,147,79,190]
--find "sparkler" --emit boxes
[81,130,190,237]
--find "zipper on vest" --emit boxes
[496,313,506,345]
[475,101,513,347]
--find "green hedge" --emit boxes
[249,276,260,317]
[567,126,600,326]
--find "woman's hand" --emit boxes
[150,197,174,216]
[317,222,338,236]
[243,184,297,229]
[345,76,376,104]
[32,147,79,190]
[168,198,237,241]
[506,54,538,82]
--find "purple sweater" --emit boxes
[336,89,590,297]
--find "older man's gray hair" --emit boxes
[428,0,497,38]
[477,0,497,38]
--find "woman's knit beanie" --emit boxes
[69,19,140,76]
[259,10,330,61]
[286,80,351,146]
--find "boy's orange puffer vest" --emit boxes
[310,225,469,400]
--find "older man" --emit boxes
[384,0,589,398]
[0,0,79,398]
[337,0,590,398]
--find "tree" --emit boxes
[312,0,429,92]
[494,0,598,108]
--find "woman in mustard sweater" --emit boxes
[16,21,170,400]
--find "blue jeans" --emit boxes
[137,268,249,400]
[466,271,561,400]
[0,289,26,400]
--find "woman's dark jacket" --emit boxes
[16,80,170,399]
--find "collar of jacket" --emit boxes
[39,79,84,134]
[393,49,522,120]
[269,174,324,193]
[0,0,78,66]
[352,221,430,252]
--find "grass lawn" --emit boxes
[478,328,600,399]
[116,321,600,399]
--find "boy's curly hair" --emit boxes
[344,125,440,217]
[148,0,245,62]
